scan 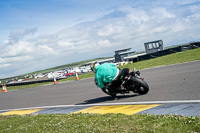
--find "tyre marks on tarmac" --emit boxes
[0,103,200,117]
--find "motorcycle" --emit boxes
[98,68,149,97]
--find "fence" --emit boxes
[3,78,60,87]
[1,72,84,87]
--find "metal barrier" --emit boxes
[1,72,90,87]
[4,79,54,87]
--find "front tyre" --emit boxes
[137,81,149,95]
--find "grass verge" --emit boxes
[2,82,53,92]
[120,47,200,70]
[1,48,200,92]
[0,113,199,133]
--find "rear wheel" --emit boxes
[137,81,149,95]
[128,77,149,95]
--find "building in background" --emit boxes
[82,48,135,67]
[114,48,135,62]
[144,40,164,54]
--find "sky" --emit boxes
[0,0,200,79]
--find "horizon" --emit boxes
[0,41,194,80]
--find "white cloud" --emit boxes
[97,24,123,36]
[1,0,200,78]
[5,28,37,44]
[98,39,112,47]
[1,56,33,63]
[175,0,200,5]
[38,45,56,55]
[151,26,168,33]
[151,8,175,19]
[190,5,200,13]
[0,64,11,68]
[58,41,73,47]
[5,41,33,57]
[120,6,150,24]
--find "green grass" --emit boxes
[0,113,199,133]
[1,48,200,92]
[2,82,53,92]
[120,47,200,70]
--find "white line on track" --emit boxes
[0,100,200,112]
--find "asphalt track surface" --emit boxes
[0,61,200,112]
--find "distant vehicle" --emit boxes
[67,69,75,73]
[17,79,24,82]
[48,71,65,79]
[113,63,120,67]
[34,74,45,78]
[48,73,54,79]
[80,66,92,73]
[81,69,87,73]
[81,68,89,73]
[55,72,64,78]
[6,80,15,84]
[74,68,81,73]
[86,67,92,72]
[66,72,74,77]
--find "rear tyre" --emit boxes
[128,77,149,95]
[137,81,149,95]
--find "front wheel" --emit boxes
[137,81,149,95]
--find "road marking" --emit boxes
[0,103,199,116]
[0,109,43,115]
[74,104,161,115]
[137,103,200,117]
[0,100,199,112]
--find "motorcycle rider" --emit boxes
[91,62,123,94]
